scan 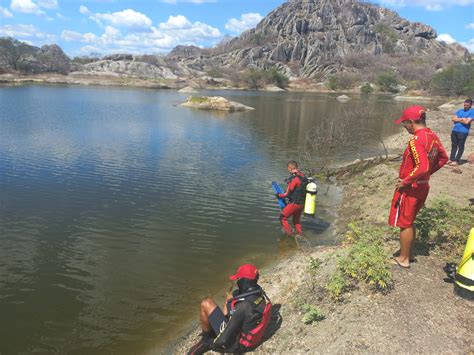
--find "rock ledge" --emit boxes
[181,96,254,112]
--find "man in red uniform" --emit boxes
[389,105,448,268]
[276,160,306,237]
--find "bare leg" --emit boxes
[199,298,218,333]
[410,227,416,260]
[393,227,413,268]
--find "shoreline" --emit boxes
[171,107,473,354]
[0,73,458,101]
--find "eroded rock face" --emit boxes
[0,0,469,81]
[170,0,468,79]
[81,60,178,80]
[0,39,70,74]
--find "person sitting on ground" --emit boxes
[448,98,473,166]
[276,160,306,237]
[389,105,448,269]
[187,264,272,355]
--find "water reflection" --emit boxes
[0,85,439,353]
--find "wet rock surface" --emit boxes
[181,96,254,112]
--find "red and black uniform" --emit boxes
[389,128,448,228]
[278,169,306,235]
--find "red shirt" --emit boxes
[399,127,448,186]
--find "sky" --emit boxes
[0,0,473,57]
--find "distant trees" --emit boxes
[327,72,361,90]
[376,70,399,93]
[431,61,474,97]
[241,67,289,89]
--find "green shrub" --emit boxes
[206,67,224,78]
[188,96,209,104]
[308,256,322,274]
[326,223,393,301]
[376,70,399,93]
[301,304,325,324]
[327,72,359,90]
[326,270,349,301]
[242,68,263,89]
[339,223,392,291]
[431,62,474,97]
[415,198,474,260]
[242,67,289,89]
[263,67,289,88]
[360,83,374,94]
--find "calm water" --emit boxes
[0,85,429,354]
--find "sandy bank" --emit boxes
[171,107,474,354]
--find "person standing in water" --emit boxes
[276,160,306,237]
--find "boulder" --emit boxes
[337,95,351,102]
[264,85,286,92]
[181,96,255,112]
[178,86,199,94]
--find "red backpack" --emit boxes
[237,292,273,349]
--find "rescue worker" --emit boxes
[187,264,271,354]
[276,160,306,237]
[389,105,448,269]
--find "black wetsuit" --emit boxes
[211,288,266,352]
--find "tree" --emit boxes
[297,108,389,178]
[431,62,474,97]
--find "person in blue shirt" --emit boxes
[448,98,473,166]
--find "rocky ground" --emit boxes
[171,106,474,354]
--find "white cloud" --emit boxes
[159,15,190,30]
[70,15,220,55]
[10,0,44,15]
[437,33,457,44]
[91,9,152,30]
[79,5,90,15]
[0,24,56,42]
[160,0,216,3]
[375,0,474,11]
[37,0,57,9]
[61,30,97,43]
[0,6,13,17]
[79,45,102,54]
[425,3,442,10]
[460,39,474,52]
[466,23,474,29]
[225,12,262,33]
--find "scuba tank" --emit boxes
[444,228,474,300]
[303,178,317,216]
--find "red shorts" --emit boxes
[388,184,429,228]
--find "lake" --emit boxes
[0,85,429,353]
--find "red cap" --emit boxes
[395,105,426,124]
[229,264,259,280]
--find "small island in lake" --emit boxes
[180,96,254,112]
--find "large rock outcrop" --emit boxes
[0,38,70,74]
[170,0,468,78]
[0,0,469,82]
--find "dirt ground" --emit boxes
[171,106,474,354]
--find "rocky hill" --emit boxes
[0,37,70,74]
[177,0,468,78]
[0,0,469,84]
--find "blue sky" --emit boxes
[0,0,472,57]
